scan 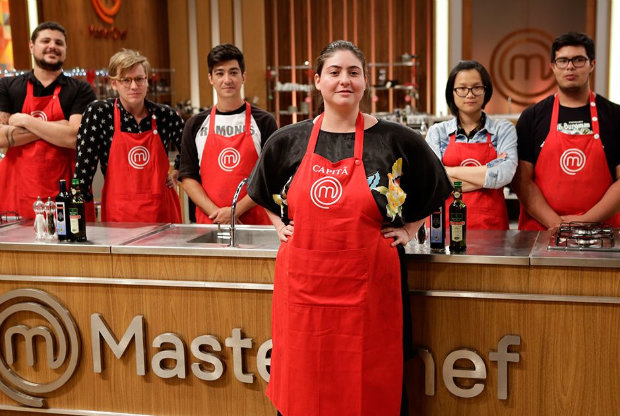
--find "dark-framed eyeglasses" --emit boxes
[553,56,589,69]
[453,86,485,97]
[117,76,148,87]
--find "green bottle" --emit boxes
[449,181,466,253]
[69,178,87,242]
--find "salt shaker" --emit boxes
[33,196,47,240]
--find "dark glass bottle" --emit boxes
[449,181,466,253]
[430,201,446,252]
[69,178,87,242]
[55,180,71,241]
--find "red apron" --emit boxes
[442,131,509,229]
[0,81,74,219]
[519,92,620,230]
[196,102,269,224]
[100,99,181,223]
[267,113,403,416]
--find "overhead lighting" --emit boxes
[27,0,38,67]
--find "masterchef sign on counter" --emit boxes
[0,288,522,408]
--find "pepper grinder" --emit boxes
[44,197,57,240]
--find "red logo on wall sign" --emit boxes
[91,0,122,24]
[89,0,127,40]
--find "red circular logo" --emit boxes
[218,148,241,172]
[560,148,586,175]
[128,146,150,169]
[460,158,482,167]
[310,176,342,209]
[92,0,122,24]
[30,110,47,121]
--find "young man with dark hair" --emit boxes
[179,44,277,224]
[513,32,620,230]
[0,21,96,219]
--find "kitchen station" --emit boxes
[0,220,618,415]
[2,0,620,415]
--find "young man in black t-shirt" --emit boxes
[513,32,620,230]
[178,44,277,224]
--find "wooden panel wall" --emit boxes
[166,0,268,109]
[7,0,30,69]
[265,0,432,124]
[167,0,191,107]
[38,0,170,70]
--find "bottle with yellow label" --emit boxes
[449,181,466,253]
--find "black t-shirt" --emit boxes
[516,94,620,178]
[178,103,278,182]
[0,71,96,118]
[247,119,453,226]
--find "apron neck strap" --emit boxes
[113,98,121,131]
[551,91,599,133]
[113,98,155,132]
[308,112,365,159]
[209,101,251,137]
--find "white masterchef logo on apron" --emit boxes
[560,148,586,175]
[460,158,482,167]
[218,147,241,172]
[128,146,150,169]
[310,176,342,209]
[30,110,48,121]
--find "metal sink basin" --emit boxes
[111,224,280,257]
[188,228,279,246]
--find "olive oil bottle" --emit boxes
[449,181,466,253]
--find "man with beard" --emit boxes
[0,21,95,219]
[513,32,620,230]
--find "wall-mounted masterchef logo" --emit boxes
[88,0,128,40]
[489,29,556,106]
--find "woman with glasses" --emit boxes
[425,60,517,229]
[74,49,183,223]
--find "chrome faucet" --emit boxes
[230,178,248,247]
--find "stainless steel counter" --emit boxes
[405,230,537,265]
[0,223,618,268]
[0,221,168,253]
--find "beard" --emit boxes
[558,84,587,97]
[34,56,64,71]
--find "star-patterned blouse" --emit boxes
[74,98,184,201]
